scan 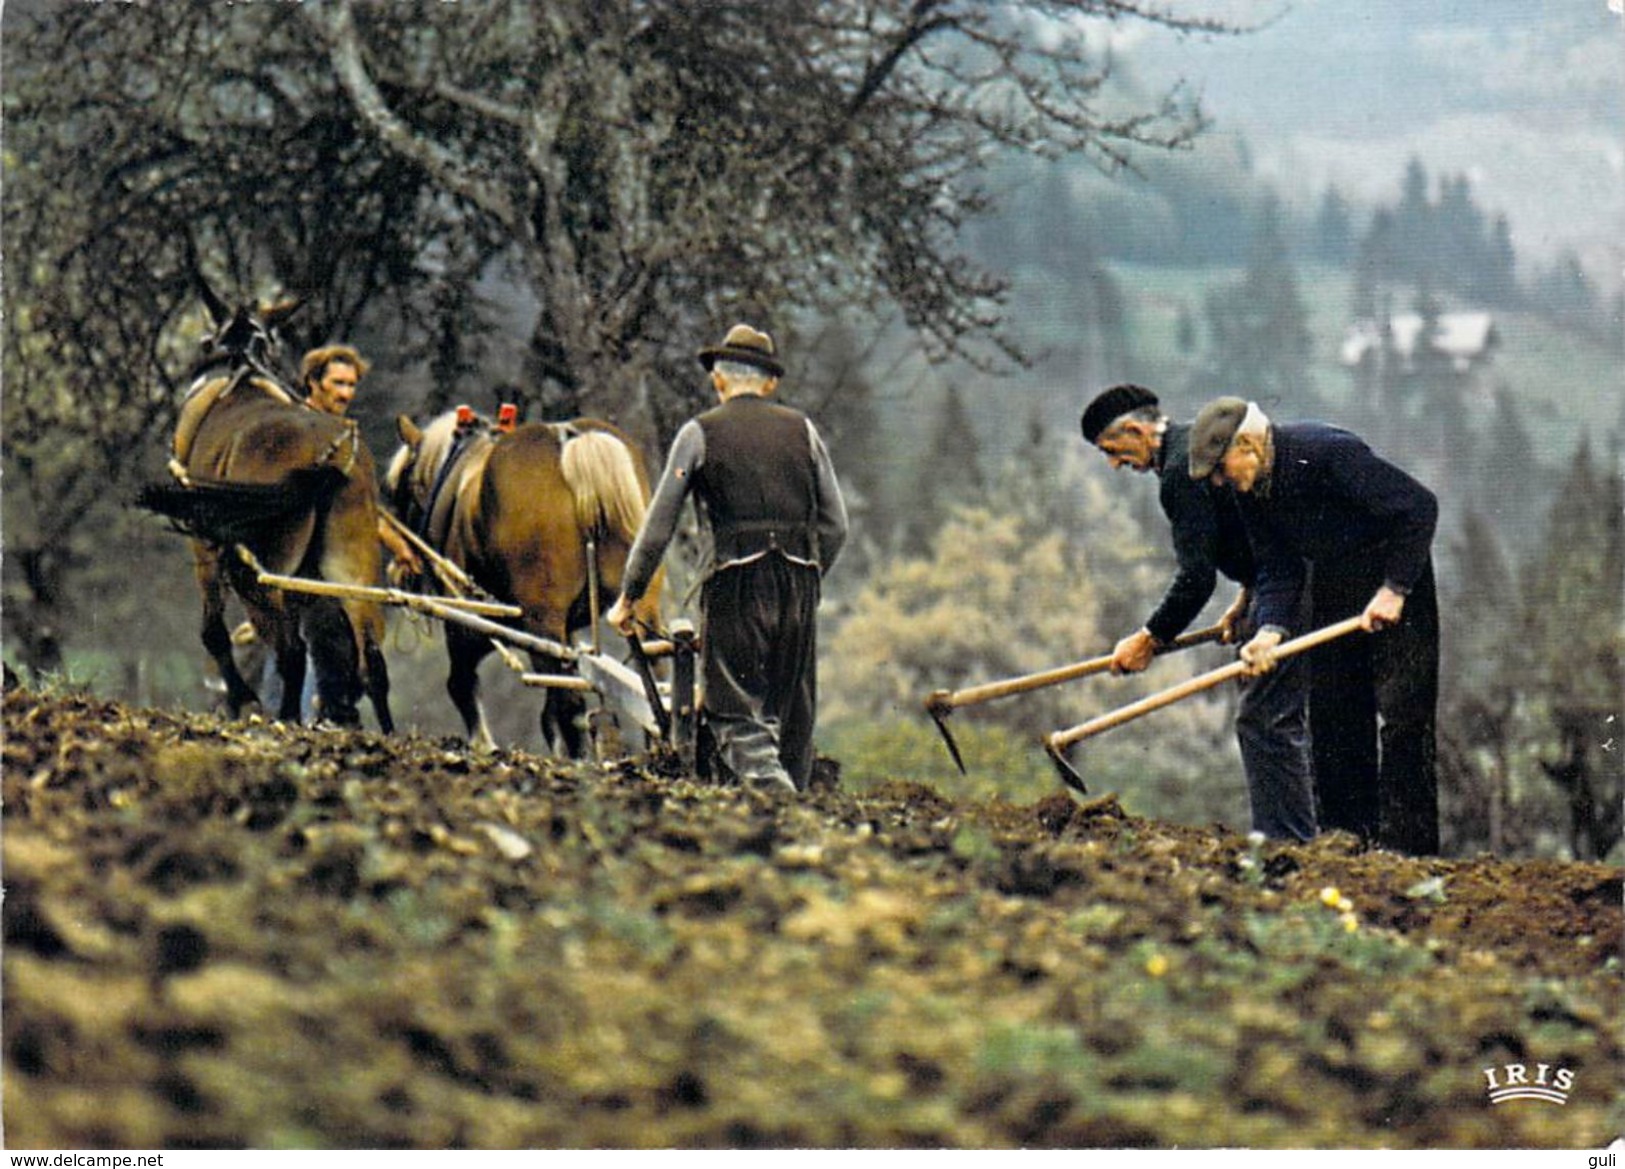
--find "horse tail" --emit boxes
[558,431,647,542]
[136,467,348,547]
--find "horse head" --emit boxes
[385,409,494,539]
[194,280,304,379]
[385,414,428,529]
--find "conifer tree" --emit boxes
[1518,439,1624,859]
[1194,193,1315,409]
[901,383,985,555]
[1438,508,1521,853]
[1393,157,1434,282]
[1313,185,1355,265]
[1483,215,1519,307]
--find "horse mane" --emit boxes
[407,411,499,549]
[558,429,647,541]
[406,411,485,509]
[412,412,465,491]
[384,410,459,500]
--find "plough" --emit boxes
[237,537,701,761]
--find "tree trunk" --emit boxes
[9,545,68,680]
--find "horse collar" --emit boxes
[316,420,360,476]
[418,427,483,540]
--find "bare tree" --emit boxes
[301,0,1223,430]
[3,0,1227,677]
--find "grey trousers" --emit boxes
[701,555,821,790]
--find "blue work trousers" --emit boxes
[1232,592,1318,841]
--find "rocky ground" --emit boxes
[4,684,1621,1150]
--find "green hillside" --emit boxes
[918,259,1619,475]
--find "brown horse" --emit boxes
[138,290,393,731]
[385,408,662,753]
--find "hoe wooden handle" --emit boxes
[925,623,1225,714]
[1045,616,1365,754]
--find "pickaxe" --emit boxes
[923,623,1225,773]
[1044,615,1366,795]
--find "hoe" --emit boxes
[1044,615,1367,795]
[923,623,1225,773]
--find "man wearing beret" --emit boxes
[607,324,848,794]
[1081,385,1317,841]
[1190,397,1440,854]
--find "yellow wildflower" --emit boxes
[1319,885,1354,913]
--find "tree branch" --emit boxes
[307,0,525,237]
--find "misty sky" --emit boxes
[1121,0,1623,280]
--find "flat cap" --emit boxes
[1187,396,1250,479]
[1080,384,1159,444]
[698,323,785,378]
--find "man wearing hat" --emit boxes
[1189,397,1440,855]
[607,324,848,794]
[1081,384,1317,841]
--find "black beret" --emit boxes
[1080,384,1159,444]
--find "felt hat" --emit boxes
[1080,384,1159,444]
[1187,396,1251,479]
[697,323,785,378]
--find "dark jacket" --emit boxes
[1145,422,1255,643]
[1238,422,1438,631]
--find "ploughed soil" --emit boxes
[4,685,1621,1150]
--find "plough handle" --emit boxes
[624,632,671,740]
[1045,616,1365,755]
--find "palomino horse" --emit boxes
[386,409,662,754]
[138,288,393,731]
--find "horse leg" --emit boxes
[193,543,260,716]
[310,476,388,731]
[542,604,594,758]
[241,591,311,724]
[273,628,309,724]
[533,648,588,759]
[336,595,393,734]
[305,600,362,726]
[446,626,497,752]
[363,638,394,735]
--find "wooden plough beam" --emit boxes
[247,545,700,756]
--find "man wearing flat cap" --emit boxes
[1190,397,1440,854]
[608,324,848,794]
[1081,384,1316,841]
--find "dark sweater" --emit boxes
[1237,422,1438,631]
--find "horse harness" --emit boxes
[169,365,361,487]
[412,418,581,547]
[415,419,490,548]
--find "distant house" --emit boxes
[1340,311,1499,373]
